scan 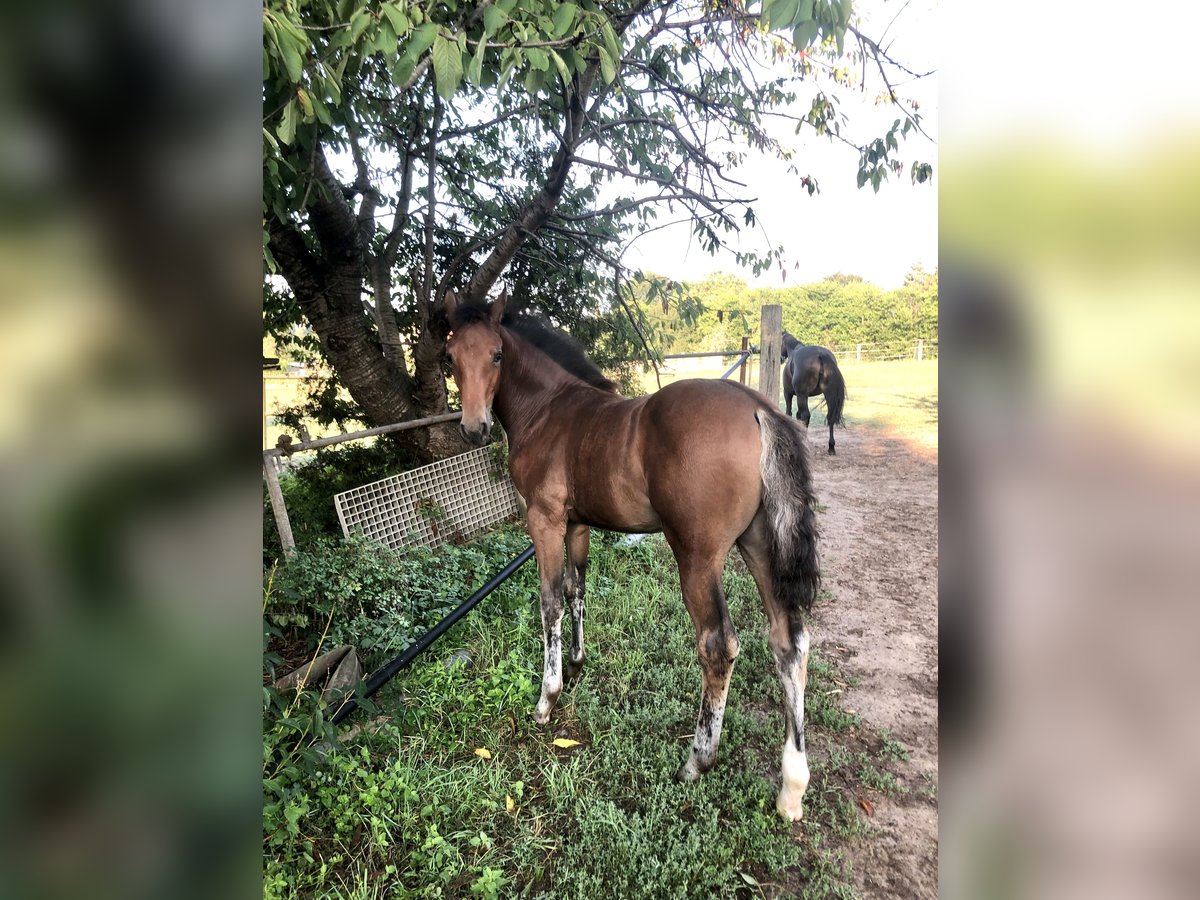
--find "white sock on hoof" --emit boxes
[776,743,809,821]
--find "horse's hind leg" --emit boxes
[737,513,812,820]
[564,523,589,680]
[527,506,567,725]
[671,548,740,783]
[798,396,812,430]
[827,413,836,455]
[784,379,794,417]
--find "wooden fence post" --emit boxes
[917,339,924,361]
[264,454,296,557]
[739,335,749,384]
[856,343,862,363]
[758,304,782,407]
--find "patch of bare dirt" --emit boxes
[806,424,939,899]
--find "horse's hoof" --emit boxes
[564,659,584,681]
[828,447,836,455]
[674,760,701,783]
[775,789,805,822]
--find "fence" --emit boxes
[263,338,934,449]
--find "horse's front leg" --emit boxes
[528,507,567,724]
[564,523,590,680]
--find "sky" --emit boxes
[621,0,939,291]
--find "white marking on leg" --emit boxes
[679,652,735,782]
[535,605,563,724]
[776,743,810,821]
[570,582,585,666]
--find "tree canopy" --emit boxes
[262,0,933,454]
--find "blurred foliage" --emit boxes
[941,139,1200,269]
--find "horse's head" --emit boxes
[781,331,798,362]
[444,287,507,445]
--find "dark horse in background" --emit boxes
[781,331,847,455]
[444,288,823,821]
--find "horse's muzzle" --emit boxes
[460,421,491,445]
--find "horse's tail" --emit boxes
[823,358,847,426]
[756,409,821,613]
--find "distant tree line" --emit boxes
[634,265,937,355]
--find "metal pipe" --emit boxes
[329,543,536,724]
[720,352,750,381]
[660,350,752,361]
[267,411,463,458]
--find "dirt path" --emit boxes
[805,424,939,898]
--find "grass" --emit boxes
[637,358,939,452]
[265,533,911,899]
[797,359,938,451]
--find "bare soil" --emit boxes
[804,423,939,898]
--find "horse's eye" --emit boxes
[492,350,503,365]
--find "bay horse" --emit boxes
[444,289,822,821]
[781,331,847,454]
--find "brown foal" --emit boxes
[445,289,822,820]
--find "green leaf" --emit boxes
[468,36,488,86]
[524,65,546,95]
[407,23,439,60]
[792,19,818,48]
[349,9,372,43]
[566,48,587,74]
[598,46,616,84]
[527,47,549,72]
[799,0,815,20]
[432,35,464,98]
[309,92,332,125]
[278,34,303,83]
[392,55,416,86]
[768,0,801,31]
[483,6,506,38]
[549,49,572,85]
[601,21,620,63]
[278,98,299,145]
[552,4,578,36]
[382,3,409,35]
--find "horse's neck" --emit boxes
[493,330,578,448]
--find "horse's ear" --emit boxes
[489,286,506,323]
[444,289,459,320]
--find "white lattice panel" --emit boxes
[334,446,521,550]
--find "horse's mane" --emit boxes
[451,303,619,393]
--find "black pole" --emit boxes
[330,543,536,725]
